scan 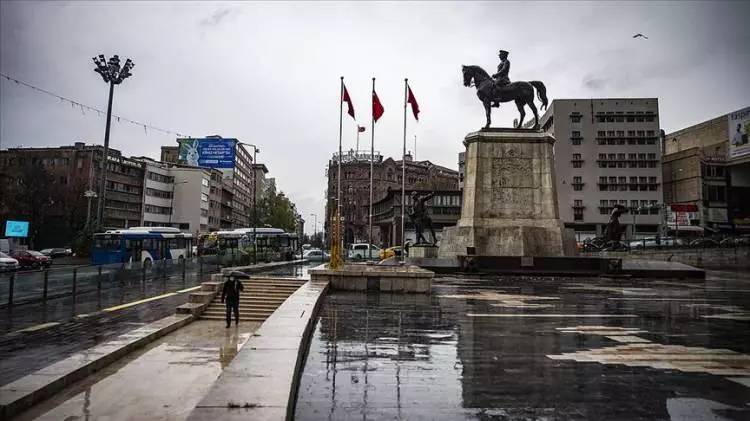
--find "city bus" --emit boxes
[197,228,299,261]
[91,227,193,266]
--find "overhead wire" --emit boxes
[0,72,189,138]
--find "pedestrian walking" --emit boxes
[221,273,245,328]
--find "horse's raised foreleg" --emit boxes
[484,100,492,129]
[515,99,525,128]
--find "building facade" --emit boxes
[538,98,663,239]
[0,143,145,248]
[663,107,750,233]
[325,150,459,247]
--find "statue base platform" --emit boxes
[409,244,438,259]
[439,129,576,258]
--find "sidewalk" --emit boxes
[0,291,190,387]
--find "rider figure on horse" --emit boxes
[491,50,511,108]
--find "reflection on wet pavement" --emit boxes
[295,271,750,420]
[19,320,258,421]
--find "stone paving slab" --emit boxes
[188,280,329,421]
[0,313,193,419]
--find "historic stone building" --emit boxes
[325,150,459,247]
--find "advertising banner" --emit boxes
[728,106,750,160]
[4,220,29,237]
[178,138,238,168]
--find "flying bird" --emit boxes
[633,33,648,39]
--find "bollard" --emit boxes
[199,256,203,278]
[72,268,78,298]
[8,273,15,306]
[142,264,146,285]
[181,257,186,285]
[98,266,103,293]
[43,269,49,302]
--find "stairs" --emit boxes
[200,277,307,322]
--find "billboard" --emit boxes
[728,106,750,160]
[178,138,237,168]
[4,220,29,238]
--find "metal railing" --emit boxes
[0,252,269,307]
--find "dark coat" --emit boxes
[221,279,245,304]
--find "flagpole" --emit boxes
[335,76,344,268]
[369,77,375,260]
[401,79,408,253]
[356,127,360,155]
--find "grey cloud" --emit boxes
[199,8,236,27]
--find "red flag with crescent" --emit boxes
[342,84,355,119]
[407,86,420,121]
[372,90,384,122]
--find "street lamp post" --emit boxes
[92,54,134,229]
[236,142,260,264]
[309,213,317,246]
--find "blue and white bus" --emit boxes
[91,227,193,266]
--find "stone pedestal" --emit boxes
[409,245,438,259]
[439,129,576,257]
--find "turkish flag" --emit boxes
[372,90,384,122]
[358,125,366,132]
[342,84,355,119]
[407,86,420,121]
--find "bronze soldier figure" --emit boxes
[409,191,437,245]
[491,50,511,107]
[604,205,628,250]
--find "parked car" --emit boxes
[10,250,52,269]
[303,248,330,262]
[0,252,20,272]
[347,243,381,260]
[40,248,72,258]
[719,237,750,248]
[689,238,720,248]
[379,246,403,260]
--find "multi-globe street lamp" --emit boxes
[92,54,134,228]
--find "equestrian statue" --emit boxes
[462,50,548,129]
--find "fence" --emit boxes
[0,253,263,308]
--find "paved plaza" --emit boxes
[295,269,750,420]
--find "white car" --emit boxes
[0,252,20,272]
[303,249,330,262]
[347,243,381,260]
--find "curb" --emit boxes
[0,313,194,420]
[187,279,329,420]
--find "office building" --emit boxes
[538,98,663,239]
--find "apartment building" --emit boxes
[538,98,663,239]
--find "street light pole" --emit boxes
[92,54,134,229]
[309,213,317,245]
[236,142,260,264]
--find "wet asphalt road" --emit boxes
[295,269,750,420]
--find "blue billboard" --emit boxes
[5,220,29,238]
[178,138,237,168]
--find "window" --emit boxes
[201,193,209,202]
[574,199,583,207]
[573,176,583,191]
[597,131,605,137]
[599,176,607,184]
[607,131,615,137]
[616,130,625,137]
[202,178,209,187]
[617,153,626,160]
[571,115,582,123]
[572,153,582,168]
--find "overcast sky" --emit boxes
[1,1,748,234]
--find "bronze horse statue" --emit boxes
[462,65,548,129]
